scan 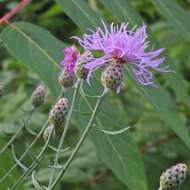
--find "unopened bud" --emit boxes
[159,163,187,190]
[43,125,55,141]
[48,97,68,127]
[31,85,45,108]
[58,69,76,88]
[101,61,124,93]
[75,52,90,79]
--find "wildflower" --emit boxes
[31,85,45,108]
[59,46,79,88]
[159,163,187,190]
[48,97,68,127]
[74,21,171,91]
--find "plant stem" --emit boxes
[50,89,107,189]
[0,121,48,184]
[0,86,63,184]
[0,108,34,155]
[9,86,65,189]
[47,80,80,189]
[0,0,30,24]
[10,126,54,190]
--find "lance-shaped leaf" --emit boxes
[0,22,63,97]
[150,0,190,41]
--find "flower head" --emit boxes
[74,21,171,86]
[60,46,79,75]
[75,51,92,79]
[159,163,187,190]
[48,97,68,127]
[31,85,45,108]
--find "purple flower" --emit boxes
[74,21,171,86]
[60,46,79,75]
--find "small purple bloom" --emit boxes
[60,46,79,75]
[74,21,171,86]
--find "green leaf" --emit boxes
[76,84,148,190]
[93,98,148,190]
[150,0,190,41]
[55,0,102,31]
[0,22,64,97]
[1,22,148,190]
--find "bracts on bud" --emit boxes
[43,125,55,141]
[48,97,68,127]
[101,61,124,93]
[59,69,76,89]
[159,163,187,190]
[75,62,88,80]
[31,85,46,108]
[75,52,90,80]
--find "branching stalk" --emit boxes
[0,88,64,184]
[47,80,81,189]
[50,89,107,189]
[0,121,48,184]
[0,108,34,155]
[9,127,54,190]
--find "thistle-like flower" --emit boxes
[48,97,68,127]
[31,85,45,108]
[74,21,171,92]
[159,163,187,190]
[59,46,78,88]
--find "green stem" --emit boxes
[0,108,34,155]
[1,86,66,185]
[50,89,107,189]
[9,126,53,190]
[0,121,48,184]
[9,86,65,189]
[47,80,80,189]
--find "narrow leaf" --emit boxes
[150,0,190,41]
[0,22,64,97]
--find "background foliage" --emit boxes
[0,0,190,190]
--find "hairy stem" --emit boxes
[0,108,34,155]
[47,80,80,189]
[50,89,107,189]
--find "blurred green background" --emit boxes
[0,0,190,190]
